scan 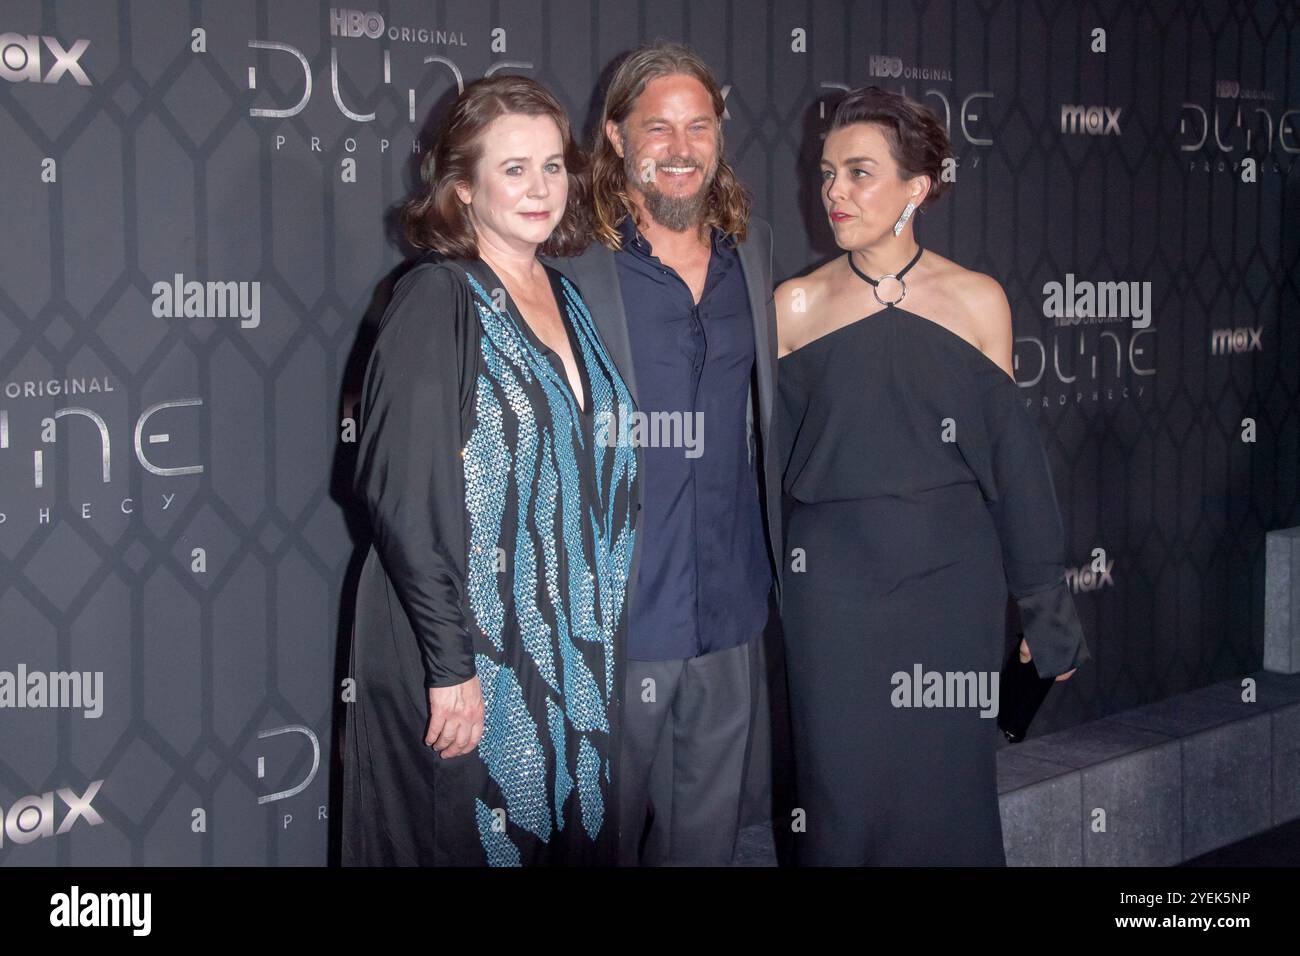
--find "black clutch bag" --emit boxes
[997,632,1057,743]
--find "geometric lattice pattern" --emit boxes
[1,0,1296,865]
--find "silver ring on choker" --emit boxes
[872,275,907,306]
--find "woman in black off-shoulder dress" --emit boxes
[775,87,1089,866]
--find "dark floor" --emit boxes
[1181,815,1300,866]
[730,816,1300,866]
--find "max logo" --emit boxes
[0,780,104,846]
[1211,326,1263,354]
[1061,104,1122,136]
[0,33,91,85]
[1066,558,1114,593]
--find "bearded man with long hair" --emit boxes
[542,42,781,866]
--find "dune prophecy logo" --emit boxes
[1014,275,1156,407]
[1179,88,1297,178]
[0,383,203,530]
[243,10,526,165]
[821,61,992,150]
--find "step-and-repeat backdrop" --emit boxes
[1,0,1296,863]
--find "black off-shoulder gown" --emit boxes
[777,301,1089,866]
[342,254,638,866]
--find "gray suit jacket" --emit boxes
[541,215,783,620]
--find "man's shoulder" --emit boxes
[744,214,773,248]
[541,240,614,283]
[734,215,772,272]
[733,215,773,283]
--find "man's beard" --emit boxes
[624,151,718,232]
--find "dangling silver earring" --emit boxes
[893,200,916,237]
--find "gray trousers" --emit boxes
[618,637,762,865]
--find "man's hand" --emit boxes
[1019,637,1077,682]
[426,676,484,758]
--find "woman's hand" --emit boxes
[426,676,485,758]
[1019,637,1077,682]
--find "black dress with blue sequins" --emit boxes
[343,254,638,866]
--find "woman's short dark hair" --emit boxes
[402,75,592,258]
[829,86,951,209]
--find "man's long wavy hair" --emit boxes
[590,43,750,250]
[402,74,591,258]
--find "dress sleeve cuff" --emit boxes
[422,641,477,690]
[1018,582,1091,678]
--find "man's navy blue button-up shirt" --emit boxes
[614,215,772,661]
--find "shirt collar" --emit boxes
[616,214,737,255]
[616,213,647,252]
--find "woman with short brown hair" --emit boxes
[775,86,1089,865]
[342,74,638,866]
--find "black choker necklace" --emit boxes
[847,245,923,306]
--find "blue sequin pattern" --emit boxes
[459,268,637,865]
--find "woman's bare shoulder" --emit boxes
[775,258,844,353]
[923,255,1013,372]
